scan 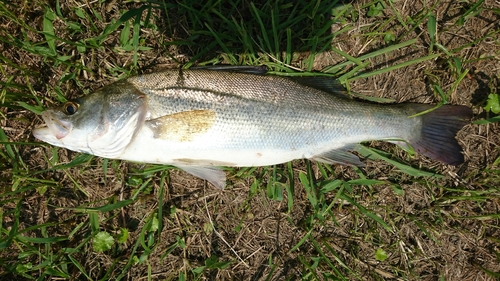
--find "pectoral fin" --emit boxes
[145,110,216,142]
[177,165,227,189]
[312,145,365,167]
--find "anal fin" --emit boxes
[312,144,365,167]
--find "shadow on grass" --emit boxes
[152,0,359,63]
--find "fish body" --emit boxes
[33,68,472,187]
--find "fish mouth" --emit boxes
[34,111,73,140]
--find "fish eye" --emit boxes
[63,101,79,115]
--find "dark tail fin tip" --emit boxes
[410,105,472,165]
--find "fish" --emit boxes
[32,66,472,188]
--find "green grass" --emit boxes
[1,0,500,280]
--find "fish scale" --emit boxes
[144,87,364,150]
[33,67,472,188]
[135,73,403,148]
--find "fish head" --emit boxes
[33,81,148,158]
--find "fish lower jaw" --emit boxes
[33,126,57,143]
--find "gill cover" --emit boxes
[82,80,148,158]
[34,80,148,158]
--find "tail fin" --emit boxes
[409,105,472,165]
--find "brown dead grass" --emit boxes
[1,0,500,280]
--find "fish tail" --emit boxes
[408,104,472,165]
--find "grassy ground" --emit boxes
[1,0,500,280]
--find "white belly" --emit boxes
[117,125,307,167]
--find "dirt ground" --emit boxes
[1,0,500,280]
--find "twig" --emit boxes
[203,198,250,268]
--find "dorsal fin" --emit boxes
[193,66,352,98]
[191,65,268,75]
[292,76,352,99]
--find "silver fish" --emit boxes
[33,67,472,187]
